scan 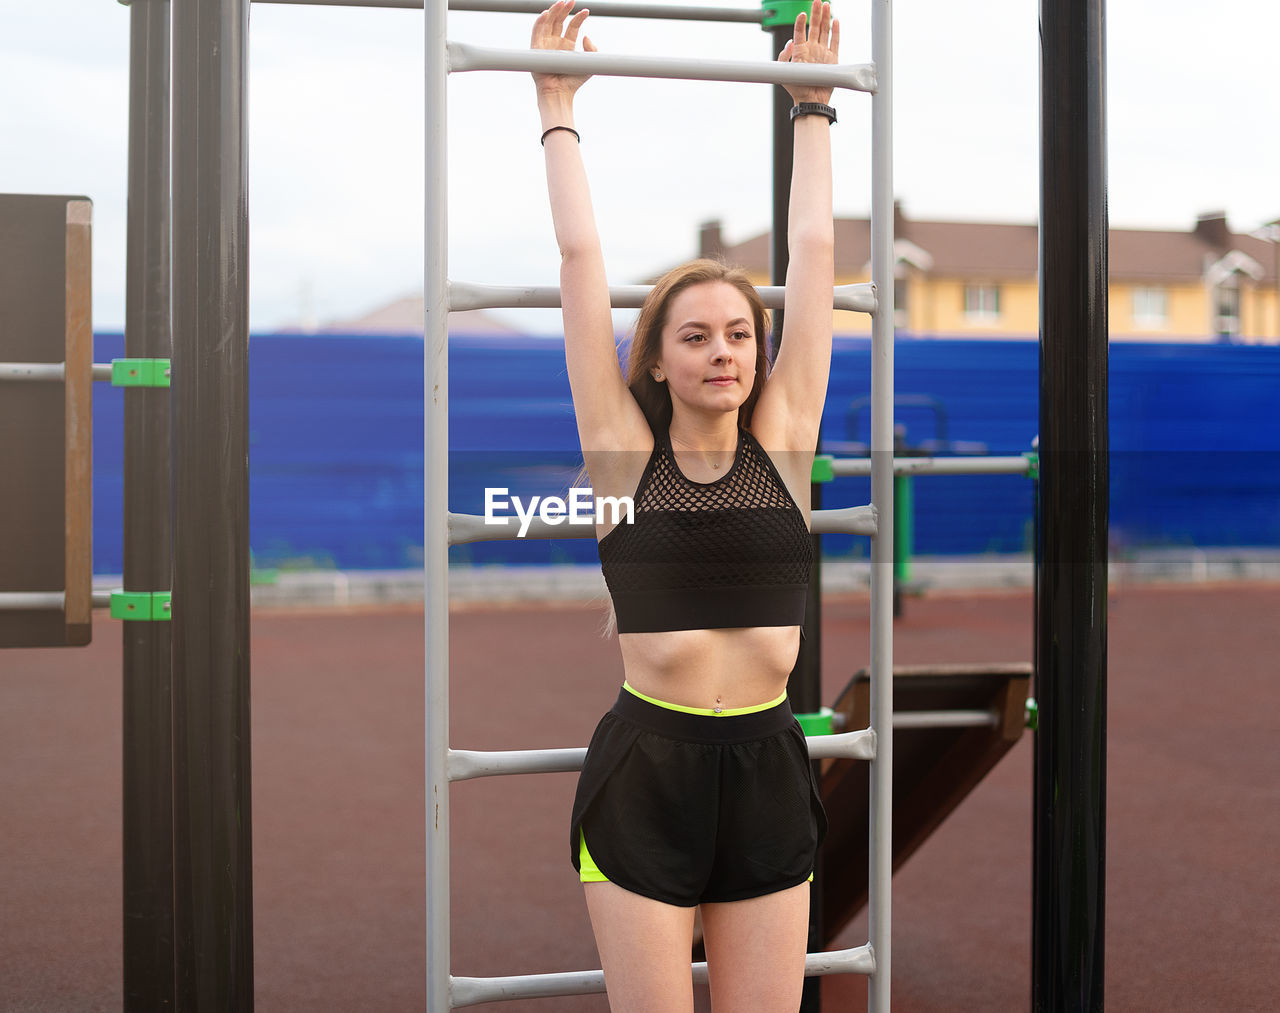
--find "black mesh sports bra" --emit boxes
[597,428,814,633]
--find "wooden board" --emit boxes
[0,194,93,647]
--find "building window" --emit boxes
[963,284,1000,321]
[1214,279,1241,338]
[894,278,909,329]
[1131,286,1167,328]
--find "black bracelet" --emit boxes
[540,125,581,146]
[790,102,837,125]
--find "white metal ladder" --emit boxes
[426,2,895,1009]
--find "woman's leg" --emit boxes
[699,882,810,1013]
[584,881,698,1013]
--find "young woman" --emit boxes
[532,3,839,1009]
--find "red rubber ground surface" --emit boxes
[2,583,1276,1011]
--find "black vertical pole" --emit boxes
[171,0,254,1007]
[122,0,175,1008]
[770,16,823,1011]
[1034,0,1108,1008]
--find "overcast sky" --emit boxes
[2,1,1276,334]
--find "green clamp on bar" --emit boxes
[111,358,171,388]
[795,706,834,736]
[249,550,279,586]
[250,566,279,586]
[1025,698,1038,731]
[1023,450,1040,481]
[811,454,834,484]
[110,590,172,621]
[761,1,811,29]
[893,471,914,583]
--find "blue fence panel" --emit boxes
[88,333,1280,573]
[1109,343,1280,549]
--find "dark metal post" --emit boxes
[768,13,824,1010]
[1034,0,1108,1008]
[122,0,175,1007]
[171,0,254,1007]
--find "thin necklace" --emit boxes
[670,432,734,469]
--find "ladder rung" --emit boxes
[448,727,874,782]
[447,504,877,545]
[0,591,65,611]
[451,944,875,1007]
[451,968,604,1008]
[0,362,65,382]
[813,505,877,537]
[829,455,1034,478]
[448,281,877,315]
[893,709,999,730]
[806,727,876,761]
[449,746,586,781]
[447,42,877,93]
[448,0,763,23]
[252,0,423,9]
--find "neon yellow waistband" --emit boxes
[622,681,788,717]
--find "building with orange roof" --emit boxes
[697,208,1280,343]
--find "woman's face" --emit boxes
[653,281,757,421]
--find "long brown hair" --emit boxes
[624,259,772,433]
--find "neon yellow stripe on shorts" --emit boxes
[579,831,608,883]
[622,681,788,717]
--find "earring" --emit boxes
[652,370,664,381]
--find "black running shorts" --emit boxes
[570,687,827,908]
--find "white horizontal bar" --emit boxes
[811,504,878,537]
[806,944,876,977]
[0,363,117,383]
[452,944,874,1006]
[449,746,587,781]
[449,726,873,782]
[449,281,877,315]
[448,504,877,545]
[451,968,605,1007]
[0,362,65,382]
[0,591,65,611]
[449,0,763,22]
[448,42,877,93]
[256,0,766,14]
[253,0,423,8]
[893,709,999,730]
[449,512,592,544]
[829,455,1034,478]
[805,727,876,761]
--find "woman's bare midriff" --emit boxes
[617,625,802,710]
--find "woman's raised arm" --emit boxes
[533,3,647,455]
[751,1,839,453]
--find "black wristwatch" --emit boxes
[790,102,837,125]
